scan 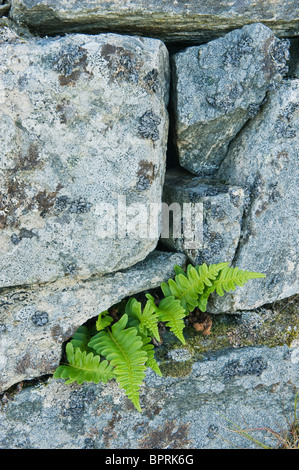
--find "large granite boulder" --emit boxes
[0,250,186,392]
[171,23,290,176]
[161,169,245,267]
[209,80,299,313]
[9,0,299,42]
[0,27,170,288]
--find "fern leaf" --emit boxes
[197,285,214,312]
[70,325,96,353]
[141,335,162,377]
[197,266,265,311]
[146,293,186,344]
[125,297,160,341]
[163,262,229,313]
[161,281,172,298]
[210,265,266,297]
[88,314,147,412]
[53,342,115,385]
[125,300,162,375]
[96,310,113,331]
[173,264,187,276]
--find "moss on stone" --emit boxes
[159,359,194,378]
[156,295,299,378]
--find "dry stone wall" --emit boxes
[0,1,298,449]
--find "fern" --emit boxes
[161,262,228,313]
[125,297,160,341]
[96,310,113,331]
[53,342,115,385]
[54,261,265,412]
[208,265,266,297]
[70,325,100,354]
[197,285,215,313]
[70,325,91,351]
[146,293,187,344]
[88,314,148,412]
[140,334,162,377]
[161,262,265,314]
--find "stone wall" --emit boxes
[0,1,298,449]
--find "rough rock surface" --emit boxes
[0,250,186,392]
[0,28,169,288]
[161,169,245,266]
[0,2,10,17]
[171,23,290,176]
[9,0,299,42]
[209,79,299,313]
[0,342,298,449]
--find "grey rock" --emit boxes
[9,0,299,43]
[0,250,186,392]
[0,343,298,448]
[0,29,170,288]
[172,23,290,176]
[210,79,299,313]
[0,2,10,17]
[161,169,245,266]
[0,16,32,37]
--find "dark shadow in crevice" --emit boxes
[286,37,299,79]
[165,110,180,171]
[165,48,182,172]
[155,238,174,253]
[0,374,52,405]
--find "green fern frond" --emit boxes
[53,342,115,385]
[70,325,95,353]
[88,314,148,412]
[173,265,187,276]
[141,334,162,377]
[196,266,266,311]
[197,285,215,312]
[208,265,266,297]
[146,293,186,344]
[162,262,228,313]
[96,310,113,331]
[55,261,266,413]
[125,297,160,341]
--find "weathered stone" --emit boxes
[0,28,170,288]
[209,79,299,313]
[161,169,245,266]
[0,341,298,448]
[0,250,186,392]
[9,0,299,43]
[171,23,290,176]
[0,2,10,18]
[0,16,32,37]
